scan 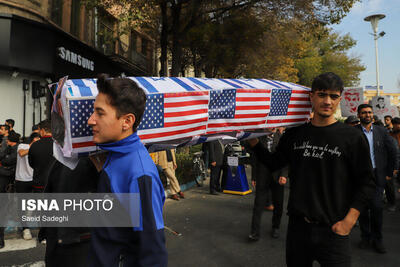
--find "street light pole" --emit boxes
[374,31,380,96]
[364,14,385,96]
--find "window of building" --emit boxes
[131,32,137,52]
[83,9,95,45]
[96,9,116,55]
[70,0,81,37]
[50,0,63,26]
[141,38,148,56]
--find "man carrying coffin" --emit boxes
[248,72,376,266]
[87,74,167,266]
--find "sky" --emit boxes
[330,0,400,93]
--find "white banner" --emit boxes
[389,105,400,118]
[340,87,364,117]
[372,96,392,121]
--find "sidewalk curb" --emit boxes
[5,228,39,239]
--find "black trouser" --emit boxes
[250,170,284,235]
[210,165,222,193]
[265,188,272,206]
[0,176,10,242]
[385,178,396,206]
[359,187,384,241]
[15,181,33,193]
[286,216,351,267]
[45,239,90,267]
[32,186,45,193]
[15,181,33,230]
[271,181,284,228]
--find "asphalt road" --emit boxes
[164,182,400,267]
[1,174,400,267]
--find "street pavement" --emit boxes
[1,173,400,267]
[165,182,400,267]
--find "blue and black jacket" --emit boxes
[89,133,167,267]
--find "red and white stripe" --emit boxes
[206,89,271,134]
[138,91,210,143]
[266,89,311,127]
[71,136,97,153]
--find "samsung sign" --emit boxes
[58,47,95,71]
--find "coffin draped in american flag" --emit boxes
[54,77,311,158]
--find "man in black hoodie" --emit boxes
[248,72,376,267]
[0,131,20,248]
[28,120,55,192]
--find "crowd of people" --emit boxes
[0,119,54,248]
[0,71,399,267]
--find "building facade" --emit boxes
[364,90,400,106]
[0,0,155,137]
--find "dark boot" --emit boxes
[372,240,387,254]
[271,228,280,239]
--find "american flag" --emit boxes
[59,77,311,156]
[69,99,97,153]
[206,89,270,134]
[266,89,311,127]
[137,91,209,143]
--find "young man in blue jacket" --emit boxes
[88,74,167,267]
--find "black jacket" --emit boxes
[247,133,289,183]
[208,141,224,166]
[0,143,18,180]
[28,136,55,189]
[38,158,99,245]
[355,124,398,187]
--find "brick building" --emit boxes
[0,0,155,137]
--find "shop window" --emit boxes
[50,0,63,26]
[70,0,81,37]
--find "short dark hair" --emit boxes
[96,74,147,132]
[6,119,15,128]
[311,72,344,93]
[384,115,392,120]
[29,132,41,143]
[377,97,384,101]
[357,104,372,114]
[1,124,10,132]
[8,131,20,143]
[392,117,400,125]
[38,119,51,133]
[32,124,39,132]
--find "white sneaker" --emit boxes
[23,229,32,240]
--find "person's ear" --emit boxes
[121,113,136,131]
